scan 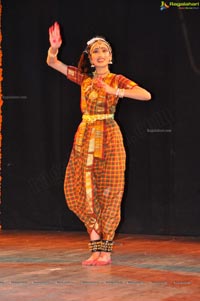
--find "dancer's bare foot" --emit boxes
[94,252,112,266]
[82,252,101,266]
[82,230,102,266]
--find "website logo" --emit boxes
[160,1,200,11]
[160,2,170,10]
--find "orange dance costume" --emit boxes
[64,66,137,241]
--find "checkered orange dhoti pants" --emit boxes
[64,119,126,241]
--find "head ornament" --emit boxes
[85,37,112,54]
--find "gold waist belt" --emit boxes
[82,114,114,123]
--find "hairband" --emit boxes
[84,37,112,54]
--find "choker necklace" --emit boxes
[94,70,110,77]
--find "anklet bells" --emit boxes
[88,239,102,252]
[88,240,113,252]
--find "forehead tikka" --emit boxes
[87,37,112,54]
[90,42,110,53]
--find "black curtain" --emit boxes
[1,0,200,235]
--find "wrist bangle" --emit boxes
[115,88,120,96]
[116,88,125,98]
[119,88,125,98]
[48,47,58,57]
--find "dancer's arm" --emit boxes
[46,22,68,75]
[96,77,151,101]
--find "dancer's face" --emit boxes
[89,42,112,67]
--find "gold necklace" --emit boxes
[94,70,110,77]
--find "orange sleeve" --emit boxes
[66,66,85,86]
[117,74,138,89]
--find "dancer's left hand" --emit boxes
[94,77,116,95]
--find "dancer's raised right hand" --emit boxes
[49,21,62,49]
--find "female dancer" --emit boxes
[47,22,151,266]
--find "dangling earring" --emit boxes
[90,60,95,68]
[109,59,113,64]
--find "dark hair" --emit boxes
[77,51,93,77]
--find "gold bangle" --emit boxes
[48,47,58,57]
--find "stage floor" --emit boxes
[0,230,199,301]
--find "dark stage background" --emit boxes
[1,0,200,235]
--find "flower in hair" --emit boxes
[87,37,106,46]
